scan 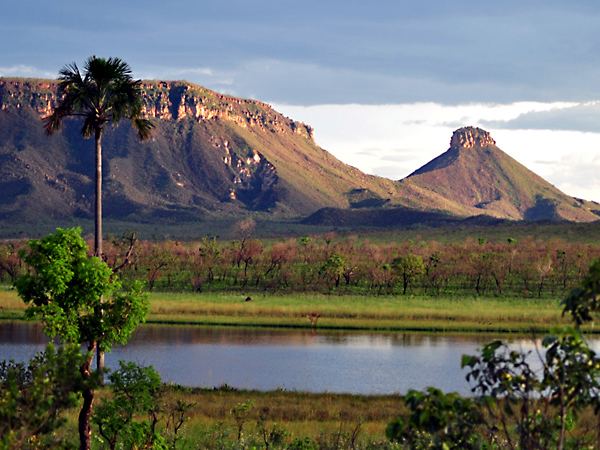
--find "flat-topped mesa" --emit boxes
[0,78,314,141]
[450,126,496,149]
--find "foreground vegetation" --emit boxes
[2,228,149,449]
[11,383,404,449]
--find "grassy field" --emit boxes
[160,387,401,447]
[52,386,403,448]
[0,286,578,333]
[52,385,600,449]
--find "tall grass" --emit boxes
[1,287,575,333]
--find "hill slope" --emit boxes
[397,127,599,222]
[0,78,399,221]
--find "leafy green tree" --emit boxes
[462,340,550,449]
[15,227,148,450]
[462,332,600,450]
[562,259,600,326]
[0,344,84,450]
[319,253,346,288]
[94,362,166,450]
[386,387,484,450]
[44,55,153,378]
[542,330,600,449]
[392,254,425,294]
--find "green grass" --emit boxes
[147,292,570,333]
[53,386,402,447]
[1,287,579,333]
[56,385,600,448]
[159,386,401,444]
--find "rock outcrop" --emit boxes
[450,126,496,149]
[400,126,599,222]
[0,78,314,140]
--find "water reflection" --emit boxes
[1,322,597,395]
[129,325,508,348]
[0,321,47,343]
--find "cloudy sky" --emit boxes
[2,0,600,200]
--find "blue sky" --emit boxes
[2,0,600,200]
[4,0,600,104]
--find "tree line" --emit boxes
[2,233,600,297]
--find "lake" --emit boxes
[1,322,597,395]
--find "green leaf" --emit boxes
[461,355,477,368]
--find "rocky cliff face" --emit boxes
[450,126,496,149]
[0,79,56,116]
[0,78,314,140]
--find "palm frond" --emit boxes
[85,56,133,92]
[81,115,98,139]
[43,110,63,135]
[106,57,133,78]
[57,63,83,90]
[132,117,155,141]
[108,78,144,122]
[43,93,76,135]
[45,55,153,141]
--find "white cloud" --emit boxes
[0,65,54,78]
[275,102,600,202]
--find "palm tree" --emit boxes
[45,56,153,257]
[44,56,153,385]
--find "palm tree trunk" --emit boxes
[95,128,103,258]
[94,128,105,380]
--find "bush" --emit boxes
[0,344,85,449]
[386,387,483,449]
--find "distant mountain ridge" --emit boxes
[0,77,400,221]
[0,77,598,226]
